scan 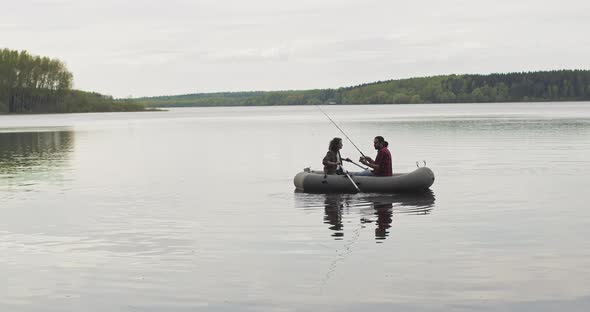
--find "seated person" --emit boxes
[357,136,392,176]
[323,137,351,175]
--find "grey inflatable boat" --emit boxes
[293,167,435,193]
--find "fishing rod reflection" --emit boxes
[296,190,435,241]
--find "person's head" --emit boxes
[329,137,343,152]
[373,136,385,150]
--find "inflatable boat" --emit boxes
[293,167,435,193]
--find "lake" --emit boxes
[1,102,589,311]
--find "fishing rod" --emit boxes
[314,104,367,158]
[336,151,360,192]
[346,159,369,171]
[340,163,360,193]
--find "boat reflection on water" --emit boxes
[359,192,435,241]
[295,190,436,241]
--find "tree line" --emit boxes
[0,48,145,113]
[136,70,590,107]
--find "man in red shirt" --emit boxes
[357,136,393,176]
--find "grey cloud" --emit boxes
[2,0,590,97]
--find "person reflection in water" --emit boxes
[373,201,393,241]
[322,137,351,175]
[320,192,435,242]
[324,194,344,239]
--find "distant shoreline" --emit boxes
[131,70,590,109]
[145,99,590,109]
[0,107,165,116]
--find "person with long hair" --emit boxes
[323,137,351,175]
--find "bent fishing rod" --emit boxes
[314,104,368,159]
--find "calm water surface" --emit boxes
[1,103,590,311]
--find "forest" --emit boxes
[136,70,590,107]
[4,48,589,111]
[0,49,145,113]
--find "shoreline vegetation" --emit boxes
[135,70,590,108]
[3,49,590,114]
[1,48,146,114]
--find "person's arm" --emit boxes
[339,152,351,164]
[323,152,341,166]
[360,152,382,170]
[359,156,376,168]
[363,162,380,170]
[371,150,385,171]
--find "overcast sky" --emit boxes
[2,0,589,97]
